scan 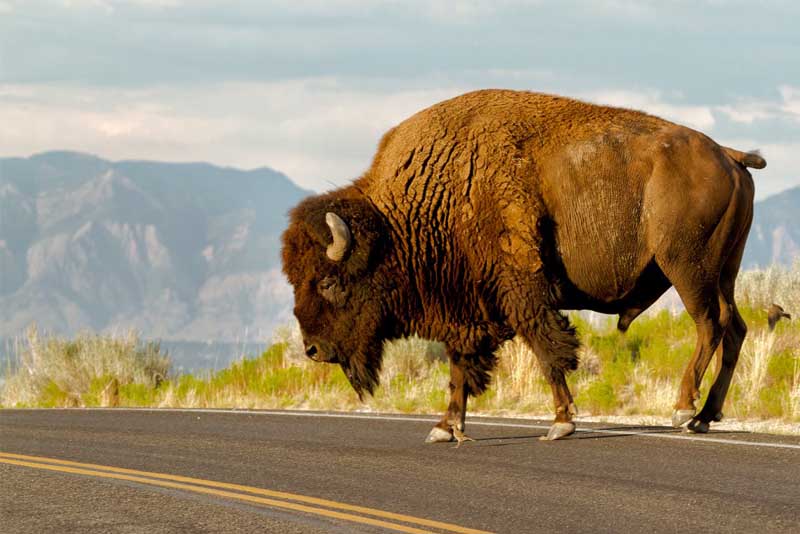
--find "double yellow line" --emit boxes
[0,451,491,534]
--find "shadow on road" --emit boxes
[466,425,752,447]
[588,425,750,436]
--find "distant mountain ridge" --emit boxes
[743,185,800,268]
[0,151,796,344]
[0,151,311,342]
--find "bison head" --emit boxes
[281,193,393,399]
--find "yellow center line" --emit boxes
[0,452,492,534]
[0,457,433,534]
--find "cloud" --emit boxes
[751,141,800,198]
[715,104,776,124]
[4,0,798,99]
[58,0,181,8]
[582,89,716,130]
[714,87,800,125]
[422,0,500,23]
[1,79,797,198]
[0,80,464,190]
[779,85,800,123]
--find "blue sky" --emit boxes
[1,0,799,198]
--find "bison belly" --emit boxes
[540,137,655,304]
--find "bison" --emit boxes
[281,89,766,442]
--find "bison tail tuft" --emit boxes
[722,146,766,169]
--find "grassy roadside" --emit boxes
[2,263,798,431]
[3,306,798,429]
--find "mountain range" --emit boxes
[1,151,309,343]
[0,151,797,345]
[743,185,799,268]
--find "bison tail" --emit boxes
[722,146,767,169]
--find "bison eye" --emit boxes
[318,276,338,291]
[317,276,347,306]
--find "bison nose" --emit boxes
[305,344,319,358]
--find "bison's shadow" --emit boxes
[471,425,750,447]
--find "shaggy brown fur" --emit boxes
[282,89,765,438]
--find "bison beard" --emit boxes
[282,89,765,443]
[338,306,386,400]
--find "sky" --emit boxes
[1,0,799,199]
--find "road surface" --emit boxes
[1,409,799,533]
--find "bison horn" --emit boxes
[325,212,352,261]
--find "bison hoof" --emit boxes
[671,409,695,428]
[686,419,710,434]
[539,422,576,441]
[425,426,454,444]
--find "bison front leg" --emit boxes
[426,351,474,446]
[540,367,578,440]
[505,296,580,439]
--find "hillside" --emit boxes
[0,151,310,342]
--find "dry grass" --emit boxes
[1,325,169,408]
[738,330,775,408]
[474,338,550,415]
[737,259,800,313]
[791,358,800,420]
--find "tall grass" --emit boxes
[2,264,798,431]
[737,259,800,313]
[1,326,169,408]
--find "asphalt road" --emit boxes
[1,409,799,533]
